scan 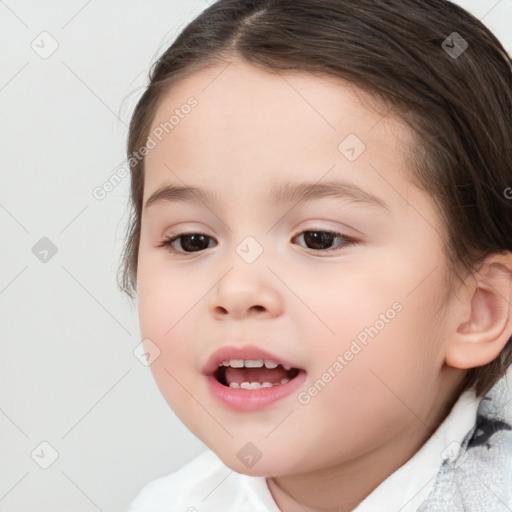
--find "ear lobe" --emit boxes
[445,254,512,370]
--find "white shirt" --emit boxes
[126,389,480,512]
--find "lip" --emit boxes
[202,343,306,412]
[201,344,302,376]
[205,369,307,412]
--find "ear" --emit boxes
[444,252,512,370]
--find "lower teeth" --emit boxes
[229,378,290,389]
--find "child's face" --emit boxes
[137,59,463,477]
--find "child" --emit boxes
[120,0,512,510]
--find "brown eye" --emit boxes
[158,229,357,255]
[293,230,356,252]
[159,233,216,253]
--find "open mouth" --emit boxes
[214,359,303,389]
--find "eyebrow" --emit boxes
[144,180,391,213]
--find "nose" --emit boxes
[208,265,284,320]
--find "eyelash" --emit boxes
[157,229,358,255]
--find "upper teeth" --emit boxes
[219,359,291,371]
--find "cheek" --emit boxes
[293,264,403,363]
[136,249,198,338]
[136,260,202,407]
[304,251,446,397]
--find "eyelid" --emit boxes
[297,221,361,238]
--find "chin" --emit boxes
[215,449,296,477]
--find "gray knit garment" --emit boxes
[418,373,512,511]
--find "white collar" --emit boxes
[352,388,480,512]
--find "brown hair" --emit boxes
[118,0,512,397]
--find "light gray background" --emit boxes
[1,1,511,511]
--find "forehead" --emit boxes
[143,59,414,204]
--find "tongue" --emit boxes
[225,366,289,385]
